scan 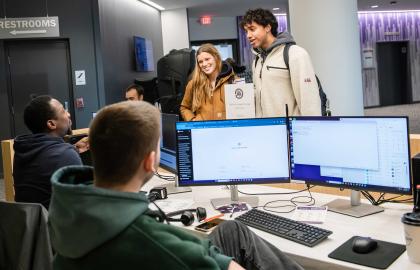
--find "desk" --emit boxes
[143,175,417,270]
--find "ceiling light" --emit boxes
[141,0,165,11]
[273,13,287,16]
[371,5,379,8]
[273,8,280,11]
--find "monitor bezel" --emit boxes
[159,113,179,174]
[288,116,412,195]
[175,117,291,187]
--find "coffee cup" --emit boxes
[402,212,420,263]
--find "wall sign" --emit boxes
[75,70,86,85]
[0,17,60,39]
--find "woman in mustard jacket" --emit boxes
[180,43,235,121]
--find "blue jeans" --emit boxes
[209,221,304,270]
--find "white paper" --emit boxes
[154,199,194,213]
[292,206,328,224]
[224,83,255,119]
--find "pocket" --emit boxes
[266,65,288,71]
[265,65,290,80]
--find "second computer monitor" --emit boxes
[160,113,179,173]
[176,118,290,186]
[289,117,411,195]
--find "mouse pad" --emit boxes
[328,236,406,269]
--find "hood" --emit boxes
[48,166,150,258]
[13,133,65,163]
[252,31,296,57]
[216,61,234,86]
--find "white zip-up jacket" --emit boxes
[252,33,321,117]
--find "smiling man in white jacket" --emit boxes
[241,8,321,117]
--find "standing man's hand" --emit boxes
[74,137,89,153]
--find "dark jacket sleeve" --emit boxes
[55,144,82,168]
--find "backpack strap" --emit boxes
[283,42,296,70]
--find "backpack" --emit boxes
[255,43,330,116]
[283,43,330,116]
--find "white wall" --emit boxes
[189,16,237,41]
[289,0,364,116]
[161,8,190,55]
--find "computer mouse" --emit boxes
[352,236,378,254]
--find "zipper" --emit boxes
[266,65,288,70]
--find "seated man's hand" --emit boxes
[74,137,89,153]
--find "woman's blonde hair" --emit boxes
[190,43,222,112]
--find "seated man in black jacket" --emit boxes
[13,95,87,209]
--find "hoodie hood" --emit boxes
[48,166,150,259]
[252,32,296,58]
[216,61,234,86]
[14,133,65,163]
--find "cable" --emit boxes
[154,171,175,181]
[2,0,6,18]
[361,190,414,205]
[45,0,49,17]
[254,185,316,214]
[238,184,315,196]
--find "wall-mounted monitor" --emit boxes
[134,36,154,72]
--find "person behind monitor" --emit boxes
[180,43,235,121]
[48,101,303,270]
[125,84,144,101]
[241,8,321,117]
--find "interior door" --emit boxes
[5,39,74,136]
[377,41,411,106]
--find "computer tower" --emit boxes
[411,153,420,204]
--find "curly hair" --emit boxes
[240,8,278,36]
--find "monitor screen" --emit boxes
[160,113,179,173]
[176,118,290,186]
[289,117,411,194]
[191,44,233,60]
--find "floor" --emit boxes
[364,103,420,134]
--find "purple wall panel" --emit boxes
[359,11,420,106]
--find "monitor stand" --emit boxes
[156,176,192,195]
[325,190,384,218]
[210,185,259,209]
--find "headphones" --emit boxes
[147,206,207,226]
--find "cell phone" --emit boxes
[194,218,225,232]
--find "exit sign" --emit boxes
[200,16,212,25]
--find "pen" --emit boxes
[202,213,224,223]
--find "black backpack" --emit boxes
[283,43,330,116]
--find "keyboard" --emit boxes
[235,208,332,247]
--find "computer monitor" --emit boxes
[176,118,290,208]
[158,113,191,194]
[289,116,412,217]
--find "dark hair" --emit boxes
[125,84,144,97]
[23,95,56,134]
[89,101,161,184]
[240,8,278,36]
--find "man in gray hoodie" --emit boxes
[241,8,321,117]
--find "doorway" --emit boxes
[376,41,411,107]
[5,39,74,136]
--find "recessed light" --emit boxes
[141,0,165,11]
[371,5,379,8]
[273,8,280,11]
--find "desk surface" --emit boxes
[144,173,417,270]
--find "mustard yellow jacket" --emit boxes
[180,64,235,121]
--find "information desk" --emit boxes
[143,174,417,270]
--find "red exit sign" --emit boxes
[200,16,212,25]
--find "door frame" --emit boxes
[4,38,75,137]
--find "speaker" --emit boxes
[411,153,420,204]
[166,207,207,226]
